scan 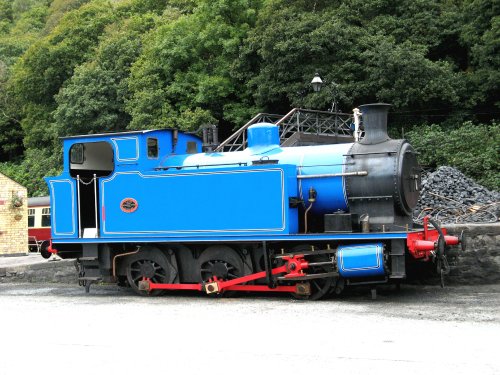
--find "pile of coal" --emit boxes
[413,166,500,224]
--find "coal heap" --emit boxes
[413,166,500,224]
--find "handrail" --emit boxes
[274,107,298,127]
[216,108,355,152]
[277,108,351,126]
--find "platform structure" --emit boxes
[216,108,356,152]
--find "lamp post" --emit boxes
[311,73,323,93]
[310,73,339,113]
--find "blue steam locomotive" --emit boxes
[45,103,463,299]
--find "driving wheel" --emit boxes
[290,245,335,301]
[125,247,176,296]
[198,245,244,296]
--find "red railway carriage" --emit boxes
[27,196,51,257]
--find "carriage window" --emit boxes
[70,143,84,164]
[28,209,35,228]
[41,208,51,227]
[147,138,158,158]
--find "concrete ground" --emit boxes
[0,282,498,375]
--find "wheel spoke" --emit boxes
[312,280,321,290]
[125,251,175,296]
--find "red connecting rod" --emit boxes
[139,255,309,295]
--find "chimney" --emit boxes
[359,103,391,145]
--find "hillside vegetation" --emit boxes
[0,0,498,195]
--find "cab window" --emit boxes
[70,143,84,164]
[147,137,158,158]
[69,141,114,178]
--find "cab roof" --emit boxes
[59,129,166,140]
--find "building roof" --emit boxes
[28,196,50,207]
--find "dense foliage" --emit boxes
[0,0,498,195]
[406,122,499,190]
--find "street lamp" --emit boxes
[310,73,339,113]
[311,73,323,92]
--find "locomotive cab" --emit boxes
[45,130,203,244]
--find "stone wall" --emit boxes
[0,173,28,256]
[0,259,78,284]
[445,223,500,284]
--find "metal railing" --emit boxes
[215,108,355,152]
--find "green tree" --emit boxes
[9,0,118,149]
[0,1,49,161]
[241,0,465,126]
[11,1,117,105]
[0,73,24,160]
[459,0,499,113]
[0,147,60,196]
[11,0,48,17]
[406,121,500,190]
[44,0,90,32]
[54,14,158,136]
[126,0,262,132]
[0,0,13,25]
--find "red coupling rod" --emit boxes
[141,255,310,295]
